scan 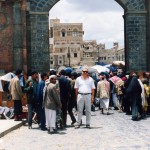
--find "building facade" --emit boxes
[49,19,84,69]
[99,42,125,64]
[49,19,125,68]
[80,40,97,66]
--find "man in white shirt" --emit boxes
[74,68,95,129]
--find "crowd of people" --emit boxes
[9,68,150,134]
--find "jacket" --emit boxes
[58,76,71,101]
[10,76,23,100]
[96,79,110,99]
[24,78,38,104]
[36,80,45,104]
[43,82,61,110]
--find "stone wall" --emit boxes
[146,0,150,71]
[125,13,147,72]
[26,0,52,72]
[0,4,13,72]
[13,1,24,70]
[120,0,147,72]
[29,14,49,72]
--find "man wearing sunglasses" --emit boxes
[74,68,95,129]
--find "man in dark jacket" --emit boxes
[58,69,71,128]
[123,74,133,115]
[24,71,38,129]
[68,72,78,125]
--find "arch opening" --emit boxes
[49,0,125,69]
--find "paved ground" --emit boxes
[0,120,23,138]
[0,109,150,150]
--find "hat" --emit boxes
[15,69,22,75]
[49,75,57,80]
[99,72,109,79]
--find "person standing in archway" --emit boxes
[43,75,62,134]
[58,70,71,128]
[96,72,110,115]
[68,72,78,125]
[24,71,39,129]
[74,68,95,129]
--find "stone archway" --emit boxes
[25,0,60,72]
[0,0,149,73]
[27,0,148,73]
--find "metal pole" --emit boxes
[68,46,70,67]
[98,47,100,63]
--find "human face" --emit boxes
[51,78,57,84]
[83,71,88,73]
[44,75,49,81]
[82,69,88,76]
[32,73,38,80]
[100,75,105,80]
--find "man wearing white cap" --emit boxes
[43,75,62,134]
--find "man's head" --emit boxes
[49,75,57,84]
[60,69,66,76]
[99,72,106,80]
[31,71,38,80]
[15,69,22,77]
[82,68,88,77]
[50,69,56,75]
[41,73,48,81]
[145,72,150,78]
[71,72,78,79]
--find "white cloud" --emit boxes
[49,0,124,48]
[65,0,122,13]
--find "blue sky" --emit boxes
[49,0,124,49]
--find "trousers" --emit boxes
[77,94,91,125]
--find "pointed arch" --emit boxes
[115,0,145,11]
[30,0,60,12]
[115,0,127,12]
